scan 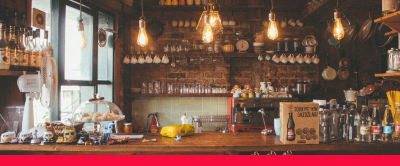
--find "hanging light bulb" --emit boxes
[78,19,86,49]
[137,0,148,47]
[78,0,86,49]
[196,0,222,35]
[267,12,278,40]
[202,13,213,43]
[333,10,345,40]
[137,18,148,47]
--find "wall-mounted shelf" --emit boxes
[0,70,36,77]
[145,5,265,12]
[126,93,232,98]
[375,72,400,81]
[374,11,400,36]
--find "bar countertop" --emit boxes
[1,133,399,155]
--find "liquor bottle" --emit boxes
[352,105,360,141]
[319,104,331,144]
[26,27,34,72]
[12,10,18,28]
[5,7,10,41]
[382,105,394,142]
[359,105,371,142]
[34,29,42,69]
[394,106,400,142]
[341,105,349,140]
[18,27,27,71]
[287,112,295,141]
[8,23,17,71]
[370,104,382,142]
[42,31,50,58]
[348,105,358,143]
[330,104,339,141]
[14,27,23,71]
[0,21,10,70]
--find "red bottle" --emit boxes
[150,114,158,133]
[287,113,295,141]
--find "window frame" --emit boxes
[55,0,115,120]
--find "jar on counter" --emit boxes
[276,38,283,53]
[195,0,201,5]
[179,0,185,5]
[124,123,132,133]
[187,0,194,5]
[387,48,395,72]
[159,0,165,5]
[165,0,172,5]
[284,38,291,53]
[214,40,222,53]
[172,0,178,5]
[293,38,300,53]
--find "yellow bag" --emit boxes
[160,124,196,138]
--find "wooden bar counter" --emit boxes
[0,133,399,155]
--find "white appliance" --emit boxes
[17,47,58,137]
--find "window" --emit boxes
[58,1,114,121]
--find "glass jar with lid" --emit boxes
[392,49,400,72]
[70,93,125,123]
[284,38,291,53]
[293,38,301,53]
[276,38,284,53]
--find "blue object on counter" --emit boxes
[233,94,240,98]
[255,94,261,98]
[174,135,181,141]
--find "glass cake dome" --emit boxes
[70,93,125,123]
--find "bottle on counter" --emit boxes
[382,105,394,142]
[352,105,360,142]
[359,105,371,142]
[181,114,190,124]
[0,21,10,70]
[370,104,382,142]
[394,106,400,142]
[330,104,339,141]
[340,105,349,140]
[319,104,331,144]
[8,23,17,71]
[287,112,295,141]
[348,105,358,143]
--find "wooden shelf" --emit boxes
[145,5,265,12]
[375,72,400,81]
[0,70,36,77]
[126,93,232,98]
[374,11,400,35]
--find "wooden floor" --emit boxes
[1,133,400,155]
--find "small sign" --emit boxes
[32,8,46,30]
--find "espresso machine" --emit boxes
[229,98,297,133]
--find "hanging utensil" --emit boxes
[322,54,337,81]
[146,17,164,41]
[375,23,394,47]
[340,15,360,46]
[357,12,375,42]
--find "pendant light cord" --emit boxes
[271,0,274,11]
[80,0,82,20]
[141,0,144,18]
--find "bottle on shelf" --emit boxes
[15,26,23,71]
[42,31,50,57]
[5,7,10,41]
[394,106,400,142]
[18,26,27,71]
[370,104,382,142]
[330,104,339,141]
[382,105,394,142]
[34,29,42,70]
[0,21,10,70]
[287,112,295,141]
[8,23,17,71]
[340,105,349,140]
[12,10,18,28]
[319,104,331,144]
[26,27,35,72]
[359,105,371,142]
